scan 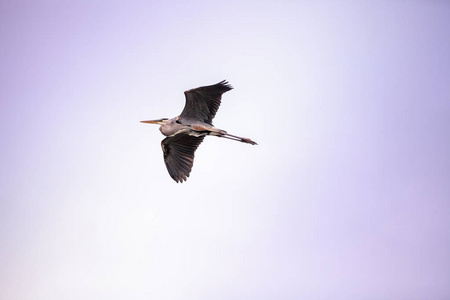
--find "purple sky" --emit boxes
[1,1,450,299]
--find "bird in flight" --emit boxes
[141,80,257,183]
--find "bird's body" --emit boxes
[141,80,257,183]
[156,116,216,137]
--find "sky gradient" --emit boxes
[1,1,450,299]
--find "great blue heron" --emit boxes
[141,80,257,183]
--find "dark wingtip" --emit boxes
[219,80,233,91]
[184,80,233,94]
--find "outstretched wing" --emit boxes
[179,80,233,125]
[161,134,205,183]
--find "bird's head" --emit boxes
[140,118,169,125]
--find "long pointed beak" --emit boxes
[140,119,163,125]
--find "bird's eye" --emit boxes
[176,120,181,124]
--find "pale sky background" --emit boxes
[1,1,450,299]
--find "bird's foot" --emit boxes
[242,137,258,145]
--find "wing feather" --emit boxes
[161,134,205,183]
[179,80,233,124]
